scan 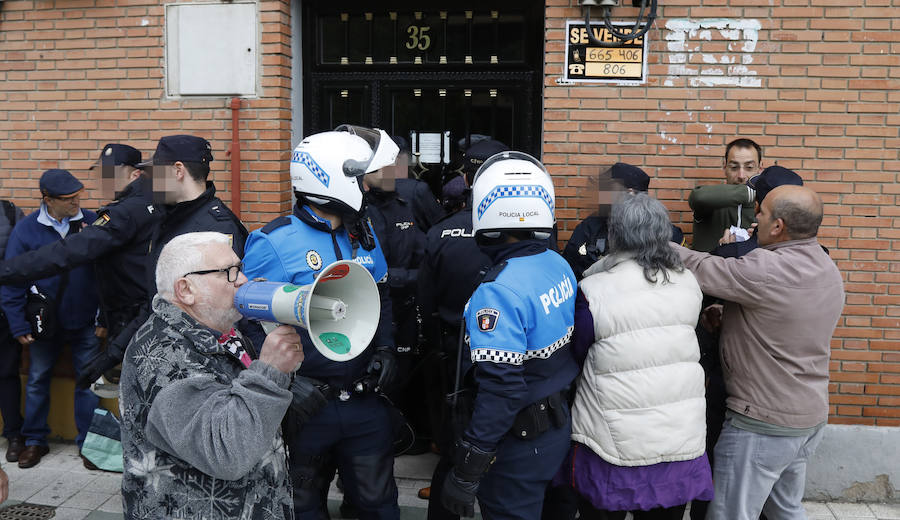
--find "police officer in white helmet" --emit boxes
[242,125,402,518]
[440,151,580,519]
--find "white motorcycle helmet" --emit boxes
[471,151,555,241]
[291,125,399,215]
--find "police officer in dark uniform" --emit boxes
[417,140,504,520]
[364,152,430,454]
[388,136,445,233]
[395,177,444,233]
[0,144,160,389]
[440,151,579,520]
[562,163,685,281]
[76,135,248,388]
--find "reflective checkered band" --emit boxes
[526,326,574,360]
[291,150,330,187]
[476,184,554,219]
[471,348,524,365]
[471,326,574,366]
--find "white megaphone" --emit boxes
[234,260,380,362]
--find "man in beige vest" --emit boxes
[675,185,844,519]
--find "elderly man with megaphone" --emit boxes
[241,125,402,519]
[119,232,302,518]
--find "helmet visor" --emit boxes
[334,125,400,177]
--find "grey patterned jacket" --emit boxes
[119,295,294,519]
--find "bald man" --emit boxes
[674,185,844,520]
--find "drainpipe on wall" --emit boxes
[230,97,242,220]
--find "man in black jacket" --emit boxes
[364,153,430,455]
[416,140,502,519]
[0,198,25,463]
[0,138,248,392]
[0,145,158,403]
[79,135,248,387]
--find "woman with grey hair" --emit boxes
[554,192,713,519]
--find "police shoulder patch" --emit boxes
[476,308,500,332]
[306,250,323,270]
[92,213,111,226]
[209,204,231,222]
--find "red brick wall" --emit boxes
[0,0,294,230]
[1,0,897,426]
[545,0,899,425]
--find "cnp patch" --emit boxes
[476,308,500,332]
[306,250,323,271]
[92,213,111,227]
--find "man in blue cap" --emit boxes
[0,137,248,423]
[0,169,101,469]
[0,145,161,422]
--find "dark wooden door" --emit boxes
[303,2,544,189]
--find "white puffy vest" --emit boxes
[571,256,707,466]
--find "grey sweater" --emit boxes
[677,238,844,428]
[119,295,293,519]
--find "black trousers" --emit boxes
[0,315,23,439]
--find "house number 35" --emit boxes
[406,26,432,51]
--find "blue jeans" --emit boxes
[22,325,100,449]
[706,418,825,520]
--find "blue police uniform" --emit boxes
[242,203,400,519]
[462,241,580,519]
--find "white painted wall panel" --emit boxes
[166,3,258,96]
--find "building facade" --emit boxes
[0,0,898,499]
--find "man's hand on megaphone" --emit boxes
[259,325,304,374]
[289,376,329,423]
[366,347,398,392]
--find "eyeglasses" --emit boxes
[184,262,243,283]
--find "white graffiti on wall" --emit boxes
[663,18,762,88]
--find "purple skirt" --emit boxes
[552,442,714,512]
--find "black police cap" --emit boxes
[610,163,651,192]
[748,165,803,204]
[138,135,213,167]
[463,139,510,176]
[91,144,142,169]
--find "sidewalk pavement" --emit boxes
[1,440,898,520]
